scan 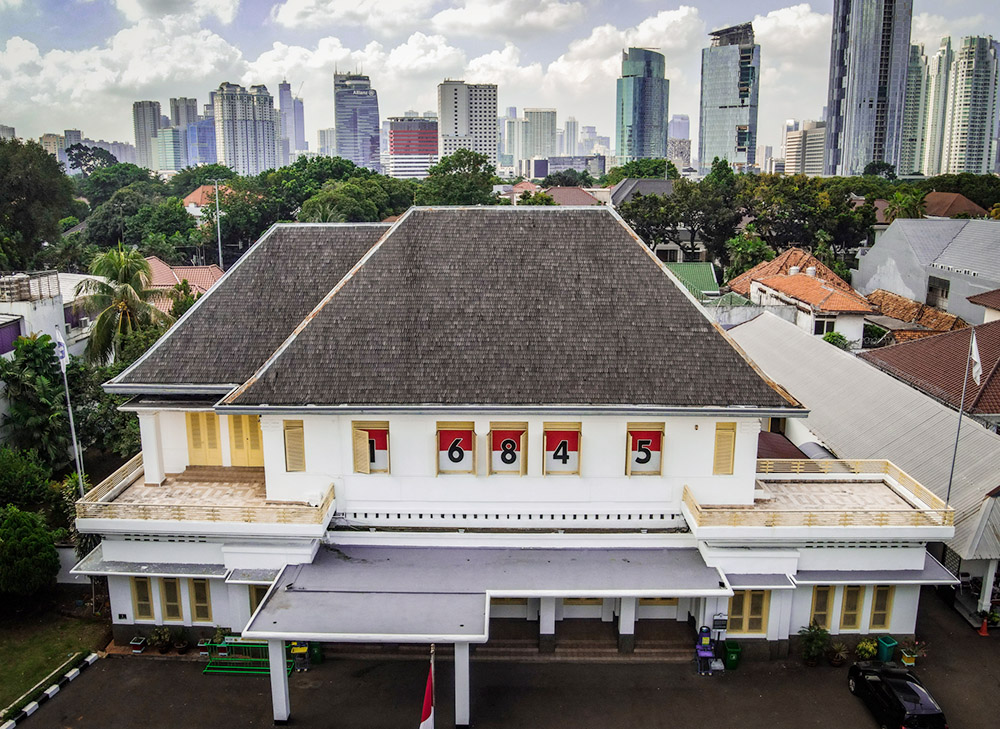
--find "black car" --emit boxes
[848,662,948,729]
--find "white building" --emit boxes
[437,80,497,167]
[523,108,557,159]
[783,121,826,176]
[132,100,161,171]
[214,82,279,177]
[154,127,187,173]
[76,208,953,726]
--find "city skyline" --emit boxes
[1,1,994,159]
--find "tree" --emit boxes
[990,203,1000,221]
[74,245,173,363]
[415,149,498,205]
[916,173,1000,210]
[518,191,557,206]
[169,279,201,318]
[601,158,679,187]
[65,144,118,177]
[167,164,237,197]
[884,189,926,222]
[0,138,75,267]
[541,169,595,188]
[0,334,70,469]
[32,233,98,274]
[724,229,776,281]
[0,506,60,599]
[862,161,897,181]
[125,196,195,245]
[81,163,159,208]
[0,447,53,510]
[618,192,681,251]
[84,185,152,248]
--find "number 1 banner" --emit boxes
[544,429,580,474]
[438,428,475,473]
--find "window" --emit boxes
[542,423,581,475]
[160,578,182,621]
[840,585,863,630]
[132,577,154,620]
[489,422,527,475]
[249,584,269,613]
[811,585,833,628]
[626,423,664,475]
[229,415,263,467]
[283,420,305,472]
[189,579,212,623]
[870,586,894,629]
[926,276,950,308]
[352,421,389,474]
[436,421,476,474]
[813,317,836,335]
[728,590,769,634]
[186,412,222,466]
[713,422,736,475]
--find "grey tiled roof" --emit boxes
[229,207,795,409]
[610,178,675,207]
[890,219,967,265]
[111,224,390,388]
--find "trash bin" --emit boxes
[290,641,310,672]
[309,641,324,665]
[876,636,897,663]
[724,640,742,669]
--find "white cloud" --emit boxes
[270,0,437,35]
[431,0,584,38]
[910,12,988,53]
[0,0,24,9]
[113,0,241,23]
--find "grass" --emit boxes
[0,607,109,710]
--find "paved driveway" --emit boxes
[27,588,998,729]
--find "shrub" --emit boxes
[0,506,60,598]
[0,446,53,509]
[822,331,851,350]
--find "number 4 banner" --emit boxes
[544,428,580,474]
[438,427,475,473]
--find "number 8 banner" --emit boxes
[490,428,525,474]
[544,428,580,474]
[438,427,475,473]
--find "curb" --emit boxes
[1,653,100,728]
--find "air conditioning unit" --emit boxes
[79,316,91,328]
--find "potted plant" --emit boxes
[212,627,231,656]
[855,637,878,661]
[797,622,830,667]
[899,637,928,667]
[171,628,189,655]
[828,640,850,667]
[129,636,147,654]
[149,626,172,654]
[989,610,1000,627]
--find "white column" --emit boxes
[138,412,165,485]
[979,559,999,614]
[539,597,556,652]
[601,598,615,623]
[454,641,470,727]
[618,597,637,653]
[219,414,232,467]
[268,639,290,724]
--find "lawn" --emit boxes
[0,608,110,710]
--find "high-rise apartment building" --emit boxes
[823,0,913,176]
[564,117,579,157]
[698,23,759,174]
[941,36,999,175]
[437,80,498,168]
[784,120,827,176]
[384,116,439,179]
[82,137,136,164]
[63,129,82,149]
[0,124,14,140]
[921,38,954,176]
[504,117,528,163]
[170,98,200,129]
[155,127,187,172]
[133,100,162,170]
[523,109,557,159]
[668,114,690,140]
[214,82,280,177]
[616,48,669,164]
[317,128,336,157]
[334,73,381,170]
[780,119,799,159]
[39,133,65,157]
[186,118,217,166]
[899,45,928,175]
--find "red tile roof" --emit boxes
[866,289,967,331]
[726,247,854,297]
[182,184,226,208]
[542,186,602,206]
[512,181,540,193]
[860,320,1000,416]
[968,288,1000,312]
[755,273,874,313]
[868,191,987,224]
[145,256,224,312]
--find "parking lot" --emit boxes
[27,588,998,729]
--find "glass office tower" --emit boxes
[334,73,381,171]
[698,23,760,174]
[615,48,669,164]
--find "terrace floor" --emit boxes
[113,467,268,507]
[756,479,915,511]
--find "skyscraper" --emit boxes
[564,117,579,156]
[780,119,799,159]
[504,117,528,164]
[0,124,14,140]
[63,129,82,148]
[784,121,827,176]
[523,108,558,159]
[899,45,928,175]
[293,97,306,153]
[186,118,217,166]
[437,80,498,168]
[334,73,381,170]
[155,127,187,172]
[278,80,294,166]
[615,47,669,164]
[941,36,1000,174]
[698,23,760,174]
[668,114,690,141]
[921,37,954,176]
[133,100,161,170]
[317,128,336,157]
[823,0,913,176]
[214,82,279,176]
[385,116,438,179]
[170,98,200,128]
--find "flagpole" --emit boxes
[430,643,436,717]
[54,328,86,497]
[945,328,975,506]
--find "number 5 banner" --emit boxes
[626,427,663,475]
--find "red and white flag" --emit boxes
[419,662,434,729]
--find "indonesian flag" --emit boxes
[367,428,389,472]
[419,662,434,729]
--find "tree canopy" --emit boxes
[167,164,237,198]
[601,158,680,187]
[415,149,498,206]
[0,506,60,599]
[541,169,594,188]
[65,144,118,177]
[81,162,160,208]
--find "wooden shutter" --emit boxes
[841,585,863,630]
[625,431,635,476]
[204,414,219,459]
[519,430,528,475]
[246,416,263,467]
[132,577,153,620]
[189,579,212,622]
[229,415,246,467]
[713,422,736,475]
[283,420,305,472]
[352,427,370,474]
[161,578,182,620]
[811,586,832,628]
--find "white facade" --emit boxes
[132,100,160,170]
[437,81,497,167]
[784,121,826,176]
[214,82,279,177]
[749,279,866,347]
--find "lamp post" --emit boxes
[210,178,224,270]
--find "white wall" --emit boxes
[835,314,865,348]
[108,574,234,630]
[789,583,920,637]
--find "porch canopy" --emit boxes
[242,545,729,644]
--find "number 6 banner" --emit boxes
[437,423,476,474]
[543,425,580,474]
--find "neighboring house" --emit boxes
[182,184,225,219]
[609,178,675,207]
[541,186,603,206]
[865,289,967,345]
[968,288,1000,324]
[730,312,999,622]
[860,321,1000,430]
[870,192,988,226]
[726,247,853,299]
[144,256,224,313]
[663,262,719,301]
[749,271,873,346]
[853,219,1000,324]
[73,209,953,726]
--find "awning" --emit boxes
[226,568,280,584]
[792,553,957,586]
[726,573,795,590]
[243,545,728,643]
[71,544,228,579]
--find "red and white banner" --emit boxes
[366,428,390,472]
[544,429,579,473]
[438,428,474,473]
[628,429,663,474]
[419,662,434,729]
[490,429,524,473]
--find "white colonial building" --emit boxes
[74,208,954,726]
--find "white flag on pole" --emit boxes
[53,326,69,372]
[971,330,982,386]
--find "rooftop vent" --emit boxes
[788,266,801,276]
[806,266,817,277]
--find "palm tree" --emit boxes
[74,244,173,363]
[884,190,927,223]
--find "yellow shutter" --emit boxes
[189,579,212,623]
[519,430,528,475]
[625,431,635,476]
[713,422,736,475]
[229,415,245,467]
[187,412,203,463]
[353,428,370,474]
[283,420,305,472]
[204,413,219,453]
[246,416,263,466]
[132,577,153,620]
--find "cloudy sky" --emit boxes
[0,0,994,157]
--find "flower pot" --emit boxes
[901,652,916,667]
[197,638,211,656]
[174,642,189,655]
[829,656,846,667]
[130,637,146,655]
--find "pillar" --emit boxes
[137,412,165,485]
[454,642,470,727]
[268,639,290,725]
[979,559,999,614]
[618,597,636,653]
[539,597,556,653]
[601,598,615,623]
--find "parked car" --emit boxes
[848,662,948,728]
